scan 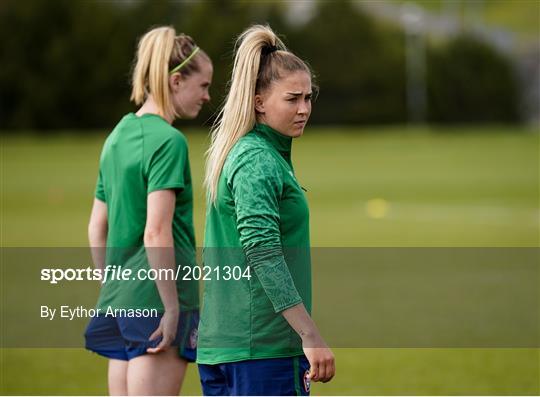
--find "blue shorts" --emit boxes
[84,310,199,361]
[198,355,310,396]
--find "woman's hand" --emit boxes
[302,334,335,383]
[281,303,336,383]
[146,308,179,354]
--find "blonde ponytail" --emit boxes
[130,26,208,121]
[131,27,176,121]
[204,25,287,203]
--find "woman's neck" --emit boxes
[136,96,173,124]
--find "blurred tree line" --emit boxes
[0,0,520,131]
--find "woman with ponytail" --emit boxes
[85,26,212,395]
[198,25,334,396]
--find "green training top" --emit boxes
[197,123,312,364]
[94,113,199,312]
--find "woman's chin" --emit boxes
[291,126,305,138]
[178,111,198,120]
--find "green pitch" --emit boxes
[1,126,538,394]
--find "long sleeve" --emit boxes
[227,148,302,313]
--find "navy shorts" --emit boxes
[198,355,310,396]
[84,310,199,361]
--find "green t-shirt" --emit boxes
[94,113,198,312]
[197,123,312,364]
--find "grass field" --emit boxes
[1,126,539,394]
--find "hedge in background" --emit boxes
[0,0,520,130]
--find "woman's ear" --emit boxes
[254,94,265,114]
[169,73,182,92]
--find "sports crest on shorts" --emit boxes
[303,370,311,393]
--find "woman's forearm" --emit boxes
[88,222,107,271]
[281,303,327,347]
[88,228,107,271]
[144,228,179,312]
[88,198,108,271]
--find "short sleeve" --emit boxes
[228,149,303,313]
[95,169,106,203]
[147,134,187,194]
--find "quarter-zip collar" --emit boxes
[253,123,292,159]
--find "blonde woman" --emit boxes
[198,25,334,396]
[85,26,212,395]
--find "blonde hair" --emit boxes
[130,26,209,121]
[204,24,312,203]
